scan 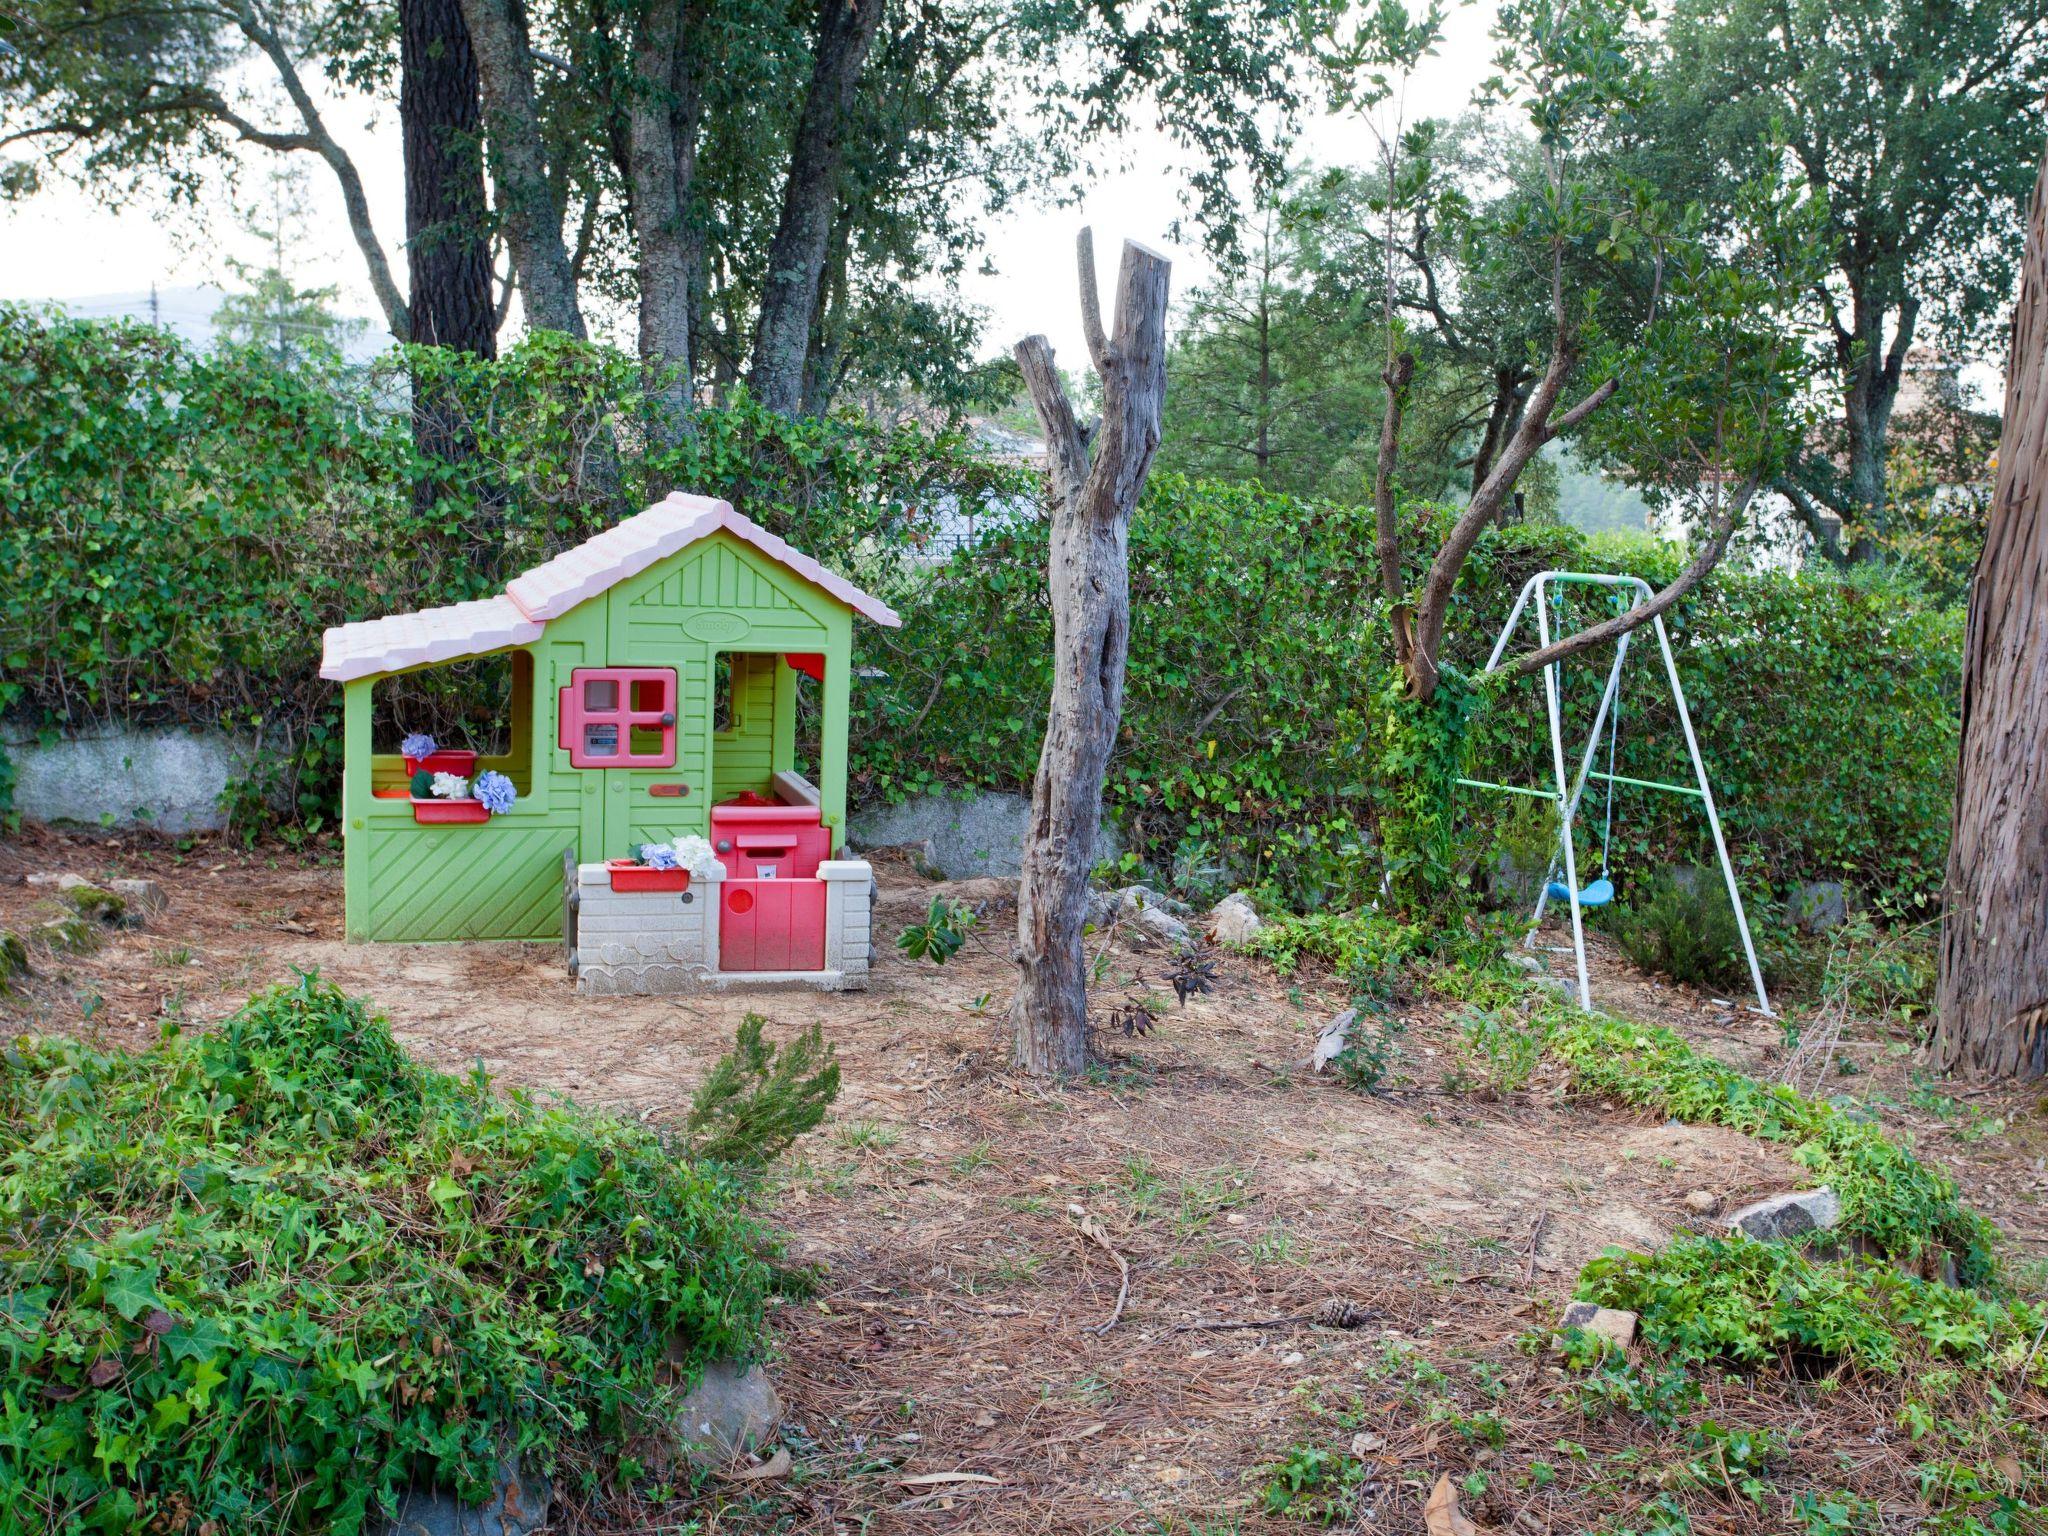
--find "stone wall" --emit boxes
[2,725,269,833]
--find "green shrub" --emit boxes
[1547,1013,1996,1278]
[1602,870,1750,991]
[683,1014,840,1167]
[1578,1237,2046,1380]
[0,973,773,1533]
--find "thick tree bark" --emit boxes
[401,0,495,355]
[1933,144,2048,1081]
[1011,232,1172,1077]
[628,0,706,437]
[748,0,884,416]
[459,0,586,337]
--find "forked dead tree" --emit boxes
[1934,137,2048,1081]
[1010,231,1172,1076]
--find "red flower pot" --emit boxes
[412,796,490,824]
[606,859,691,892]
[403,749,478,778]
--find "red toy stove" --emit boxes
[710,794,831,971]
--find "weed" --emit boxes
[950,1141,997,1175]
[834,1119,900,1152]
[152,943,195,967]
[1459,1005,1549,1095]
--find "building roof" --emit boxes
[320,493,901,682]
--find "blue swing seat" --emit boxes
[1546,876,1614,908]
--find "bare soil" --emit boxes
[4,825,2045,1534]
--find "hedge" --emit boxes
[0,307,1962,905]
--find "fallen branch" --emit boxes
[1171,1298,1380,1333]
[1068,1204,1130,1335]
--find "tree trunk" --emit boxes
[401,0,495,355]
[748,0,884,416]
[628,0,705,440]
[1932,145,2048,1081]
[1011,232,1172,1077]
[459,0,586,337]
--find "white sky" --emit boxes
[0,4,1506,369]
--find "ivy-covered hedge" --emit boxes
[0,974,771,1533]
[1,307,1961,904]
[0,305,1017,825]
[862,491,1962,907]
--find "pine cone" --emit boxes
[1310,1298,1375,1330]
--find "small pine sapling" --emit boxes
[683,1014,841,1167]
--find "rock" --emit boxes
[1507,953,1542,974]
[1791,880,1848,934]
[1084,885,1191,948]
[33,916,100,956]
[1725,1186,1841,1242]
[380,1454,551,1536]
[849,790,1119,880]
[671,1360,783,1467]
[1207,891,1263,946]
[1558,1301,1637,1348]
[1350,1431,1386,1457]
[108,878,167,918]
[55,873,96,891]
[1682,1190,1722,1216]
[61,884,129,926]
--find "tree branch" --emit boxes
[1015,334,1090,508]
[1506,471,1761,678]
[230,0,410,339]
[1076,225,1110,372]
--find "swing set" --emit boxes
[1456,570,1772,1017]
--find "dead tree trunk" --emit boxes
[1933,142,2048,1081]
[1011,231,1172,1077]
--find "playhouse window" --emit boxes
[559,667,676,768]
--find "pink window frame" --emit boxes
[558,667,677,768]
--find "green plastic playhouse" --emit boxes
[321,493,899,960]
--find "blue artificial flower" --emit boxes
[642,842,680,870]
[401,732,438,759]
[474,770,517,816]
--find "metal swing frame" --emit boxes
[1455,570,1773,1017]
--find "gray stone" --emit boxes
[380,1454,550,1536]
[1682,1189,1722,1216]
[1726,1186,1841,1242]
[1790,880,1848,934]
[1558,1301,1637,1348]
[672,1360,783,1467]
[849,790,1118,880]
[1086,885,1191,949]
[1507,953,1542,974]
[1207,891,1263,946]
[3,724,279,833]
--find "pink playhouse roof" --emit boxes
[320,493,901,682]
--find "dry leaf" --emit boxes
[1424,1473,1483,1536]
[722,1447,791,1483]
[898,1472,1000,1488]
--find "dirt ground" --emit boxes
[4,824,2045,1534]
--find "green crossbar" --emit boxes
[1454,777,1562,801]
[1585,770,1704,798]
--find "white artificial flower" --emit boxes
[670,833,720,879]
[431,772,470,799]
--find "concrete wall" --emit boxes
[2,725,266,833]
